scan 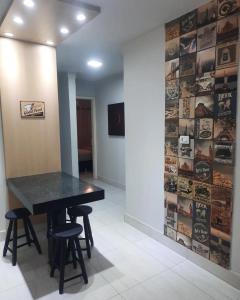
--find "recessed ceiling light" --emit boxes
[13,16,24,25]
[4,33,14,38]
[60,27,69,35]
[46,40,54,46]
[77,13,86,22]
[87,60,103,69]
[23,0,35,8]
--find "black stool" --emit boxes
[68,205,94,258]
[3,208,42,266]
[50,223,88,294]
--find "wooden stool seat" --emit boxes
[68,205,93,217]
[53,223,83,240]
[5,208,30,220]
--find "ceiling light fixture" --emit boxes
[46,40,54,46]
[23,0,35,8]
[13,16,24,25]
[4,33,14,38]
[60,27,69,35]
[87,60,103,69]
[76,13,86,22]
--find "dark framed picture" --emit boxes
[180,53,196,77]
[194,160,212,183]
[165,192,178,230]
[196,75,215,96]
[214,141,234,165]
[165,58,179,81]
[178,157,194,178]
[197,23,217,51]
[213,162,233,189]
[195,140,213,162]
[165,156,178,175]
[198,0,218,27]
[193,181,212,203]
[180,31,197,56]
[166,99,179,119]
[214,91,237,118]
[20,101,45,118]
[166,79,179,101]
[179,118,195,138]
[165,138,179,157]
[165,225,177,241]
[177,212,192,238]
[217,15,239,44]
[214,118,236,141]
[165,38,180,61]
[179,76,196,98]
[216,41,239,69]
[195,96,214,118]
[166,18,180,41]
[215,67,238,93]
[211,185,232,207]
[165,119,179,138]
[195,118,214,140]
[218,0,240,19]
[192,240,210,259]
[197,47,216,79]
[179,138,194,159]
[178,176,194,199]
[210,230,231,269]
[211,204,232,235]
[108,103,125,136]
[180,10,197,35]
[179,97,195,118]
[177,232,192,249]
[164,174,178,193]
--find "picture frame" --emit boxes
[20,101,45,118]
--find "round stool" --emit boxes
[68,205,94,258]
[50,223,88,295]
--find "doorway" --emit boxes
[76,97,97,178]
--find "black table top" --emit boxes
[7,172,105,215]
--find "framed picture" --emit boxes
[180,10,197,35]
[195,96,214,118]
[165,18,180,41]
[20,101,45,118]
[215,67,238,93]
[108,103,125,136]
[197,23,217,52]
[218,0,240,19]
[217,15,239,44]
[180,31,197,56]
[197,0,218,27]
[216,41,239,69]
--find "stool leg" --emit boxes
[86,215,94,247]
[59,240,67,295]
[75,238,88,284]
[3,221,13,257]
[70,239,77,269]
[83,216,91,259]
[26,218,42,254]
[50,240,59,278]
[12,220,18,266]
[23,218,32,247]
[70,215,77,224]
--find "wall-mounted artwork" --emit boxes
[20,101,45,118]
[164,0,239,269]
[108,102,125,136]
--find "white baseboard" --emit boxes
[97,176,126,190]
[124,213,240,290]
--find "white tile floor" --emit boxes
[0,176,240,300]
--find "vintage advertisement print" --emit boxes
[217,15,239,44]
[180,10,197,35]
[178,176,194,199]
[179,76,196,98]
[198,0,218,27]
[178,213,192,238]
[193,181,212,203]
[164,174,178,193]
[213,163,233,189]
[197,23,217,52]
[192,240,210,259]
[214,91,237,118]
[166,99,179,120]
[215,67,238,93]
[165,192,178,230]
[192,201,211,246]
[194,160,212,183]
[178,158,194,178]
[197,47,216,79]
[214,118,236,141]
[195,118,214,140]
[165,138,179,157]
[166,18,180,41]
[180,31,197,56]
[165,38,180,61]
[214,141,234,165]
[165,58,179,81]
[20,101,45,118]
[166,79,179,101]
[218,0,240,19]
[211,204,232,235]
[179,138,194,159]
[180,53,196,77]
[212,185,232,208]
[164,225,177,241]
[179,97,195,118]
[177,232,192,249]
[195,140,213,162]
[165,156,178,175]
[216,41,239,69]
[165,119,179,138]
[196,76,215,96]
[179,118,195,138]
[195,96,214,118]
[178,196,193,217]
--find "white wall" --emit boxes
[76,78,95,98]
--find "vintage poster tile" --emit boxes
[195,118,214,140]
[211,204,232,235]
[165,192,178,230]
[179,119,195,138]
[193,181,212,203]
[177,213,192,238]
[213,162,233,189]
[166,99,179,120]
[214,118,236,141]
[210,229,231,269]
[166,79,179,101]
[197,23,217,51]
[195,140,213,162]
[178,176,194,199]
[165,156,178,175]
[177,232,192,250]
[166,18,180,41]
[215,67,238,93]
[180,31,197,56]
[212,185,232,208]
[165,119,179,138]
[194,160,212,183]
[164,174,178,194]
[180,10,197,35]
[214,141,234,165]
[192,240,210,259]
[179,76,196,98]
[164,225,177,241]
[216,41,239,69]
[178,158,194,178]
[165,58,179,81]
[165,137,179,157]
[198,0,218,27]
[197,47,216,79]
[195,96,214,118]
[218,0,240,19]
[180,53,196,77]
[196,75,215,96]
[165,38,180,61]
[217,15,239,44]
[179,97,195,118]
[192,201,211,246]
[178,196,193,217]
[214,91,237,118]
[179,138,194,159]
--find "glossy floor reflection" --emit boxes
[0,177,240,299]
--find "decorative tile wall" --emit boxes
[164,0,240,269]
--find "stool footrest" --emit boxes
[9,234,27,241]
[64,274,83,283]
